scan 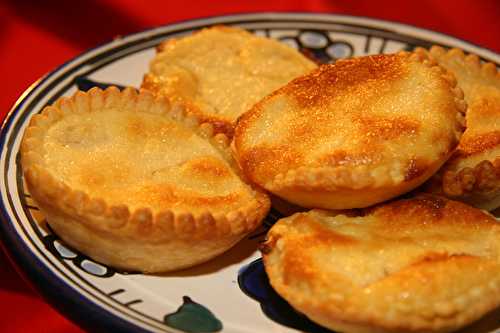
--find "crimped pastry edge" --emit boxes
[261,201,500,332]
[21,86,270,242]
[415,45,500,210]
[415,45,500,81]
[441,157,500,211]
[255,51,467,194]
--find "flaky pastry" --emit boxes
[234,51,466,209]
[21,87,270,273]
[262,195,500,333]
[142,25,317,137]
[416,46,500,211]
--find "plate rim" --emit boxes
[1,12,499,333]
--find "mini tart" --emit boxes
[21,87,270,273]
[141,25,317,137]
[234,51,466,209]
[416,46,500,211]
[262,195,500,333]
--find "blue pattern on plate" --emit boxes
[164,296,223,333]
[74,76,126,91]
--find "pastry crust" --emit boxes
[21,87,270,273]
[142,25,317,137]
[234,51,466,209]
[262,195,500,333]
[416,46,500,211]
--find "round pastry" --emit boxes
[261,195,500,333]
[21,87,270,273]
[142,25,317,137]
[234,51,467,209]
[416,46,500,211]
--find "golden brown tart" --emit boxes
[416,46,500,211]
[234,51,467,209]
[262,195,500,333]
[142,25,317,137]
[21,87,270,273]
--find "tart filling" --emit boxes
[262,195,500,333]
[417,46,500,211]
[21,87,270,272]
[142,25,317,137]
[234,51,467,209]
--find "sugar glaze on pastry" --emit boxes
[234,51,467,209]
[142,25,317,137]
[262,195,500,333]
[21,87,270,273]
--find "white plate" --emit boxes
[1,13,499,333]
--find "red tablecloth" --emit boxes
[1,1,499,332]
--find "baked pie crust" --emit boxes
[21,87,270,273]
[142,25,317,137]
[416,46,500,211]
[234,51,467,209]
[261,195,500,333]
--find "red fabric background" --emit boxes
[0,1,499,332]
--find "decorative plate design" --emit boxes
[1,13,499,333]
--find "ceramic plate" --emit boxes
[1,13,499,333]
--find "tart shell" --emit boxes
[262,195,500,333]
[234,51,467,209]
[142,25,317,138]
[21,87,270,273]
